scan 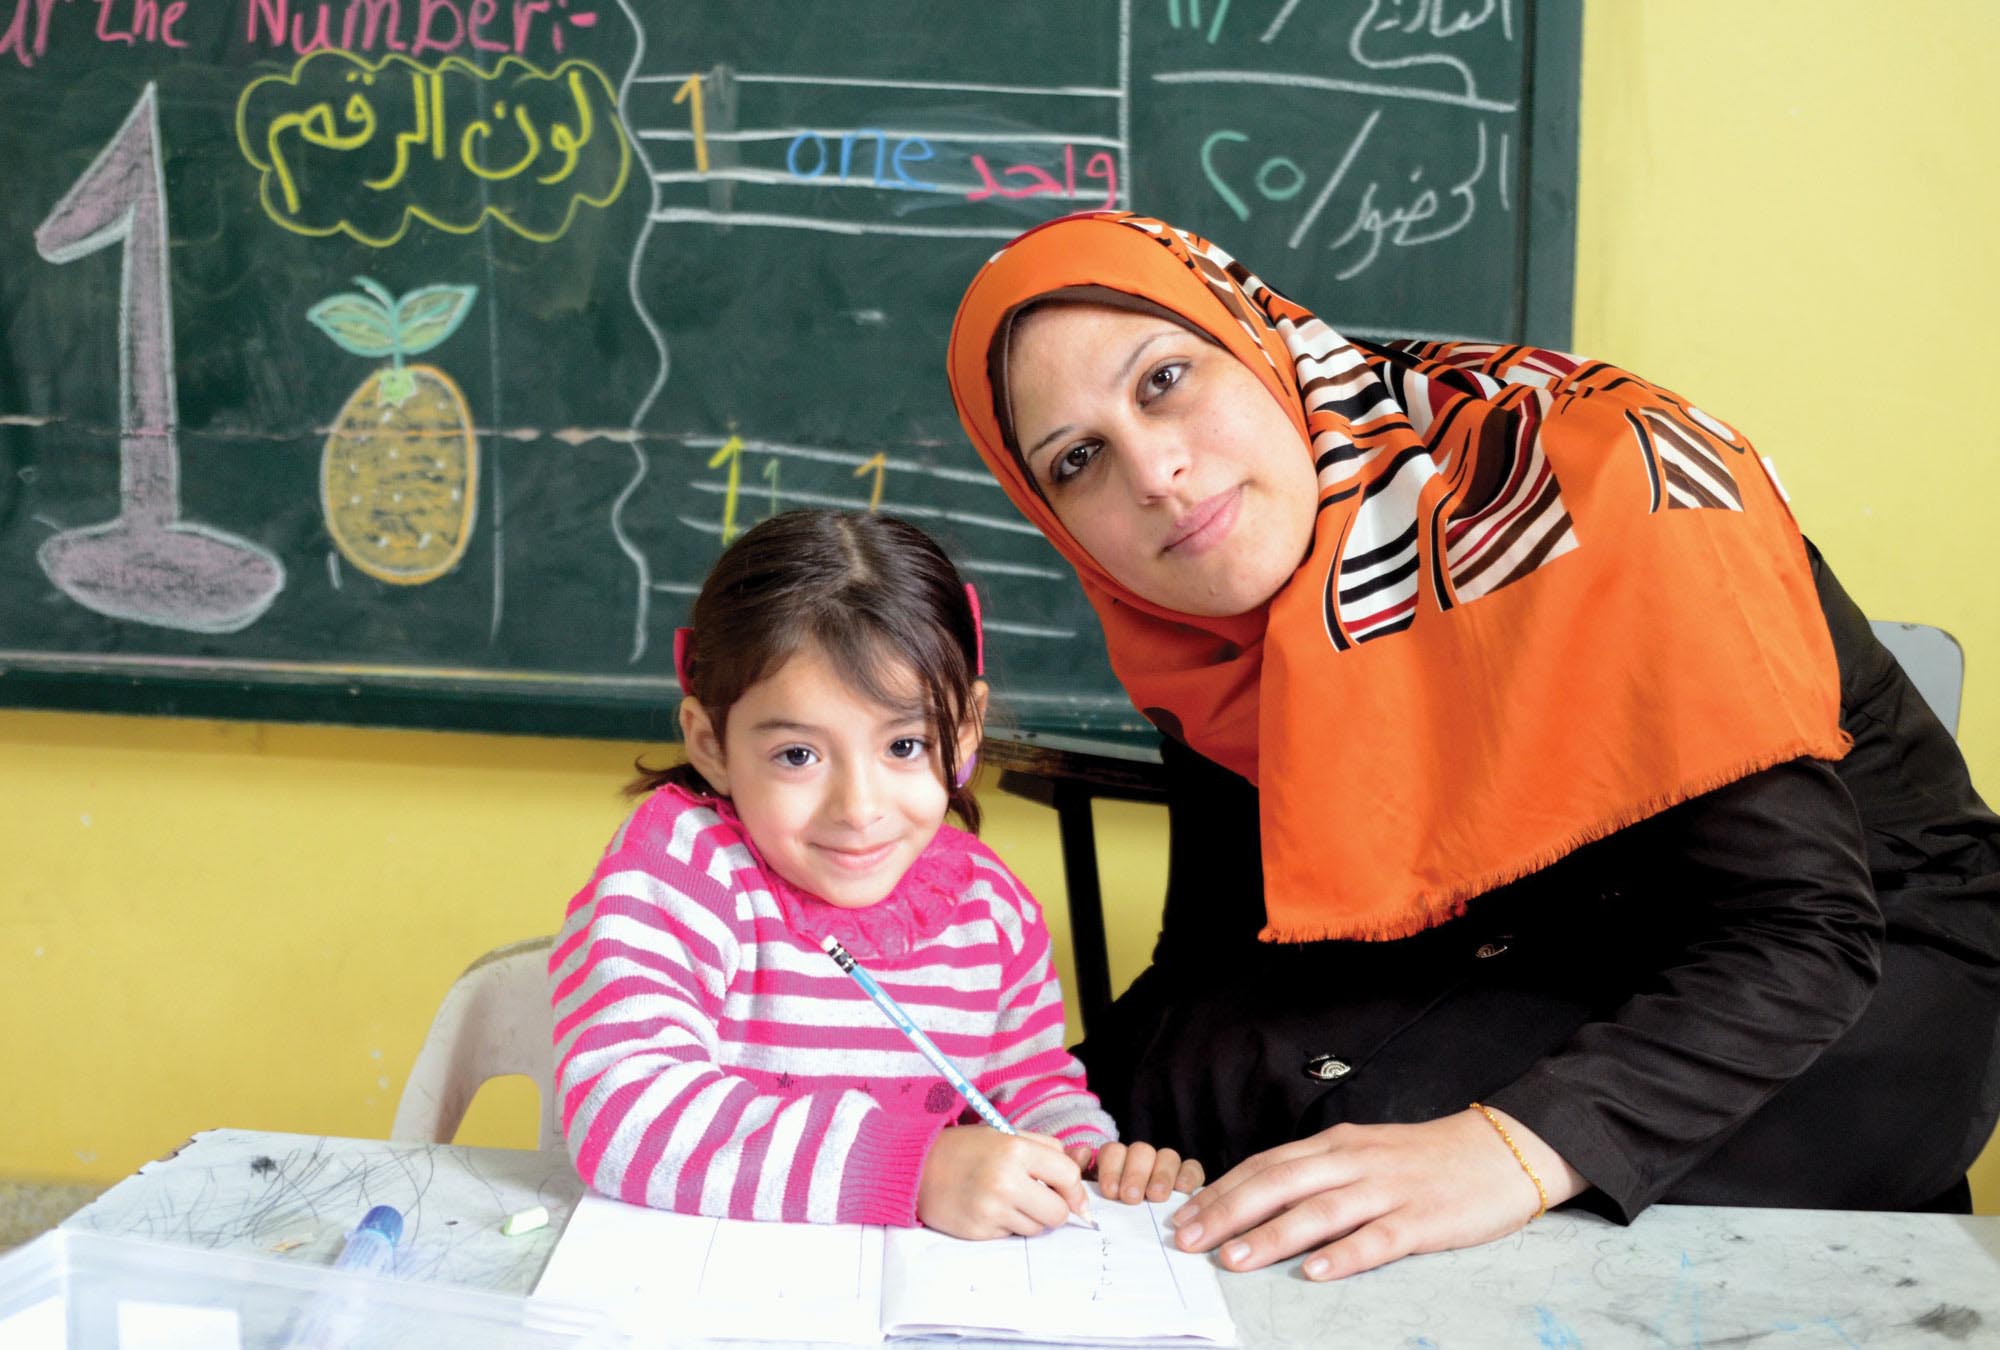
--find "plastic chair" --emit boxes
[1869,620,1965,739]
[391,936,563,1152]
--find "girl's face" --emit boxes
[680,643,985,909]
[1005,304,1316,617]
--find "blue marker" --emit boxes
[284,1204,404,1348]
[820,936,1096,1229]
[332,1205,403,1274]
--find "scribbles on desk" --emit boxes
[1213,1204,2000,1349]
[59,1129,582,1298]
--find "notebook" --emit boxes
[533,1187,1237,1346]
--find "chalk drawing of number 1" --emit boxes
[35,84,285,633]
[307,279,478,584]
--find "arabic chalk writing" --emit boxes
[966,144,1118,209]
[1169,0,1517,277]
[235,49,631,245]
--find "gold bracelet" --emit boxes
[1469,1102,1548,1221]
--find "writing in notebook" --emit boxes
[535,1188,1236,1346]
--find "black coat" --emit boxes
[1074,546,2000,1220]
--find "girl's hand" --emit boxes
[1166,1108,1586,1281]
[1068,1141,1204,1204]
[918,1126,1090,1239]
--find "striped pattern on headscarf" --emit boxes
[949,213,1847,942]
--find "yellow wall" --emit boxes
[4,2,1994,1212]
[1573,1,1999,1209]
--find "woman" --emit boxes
[946,212,2000,1280]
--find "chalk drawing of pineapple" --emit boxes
[308,279,479,585]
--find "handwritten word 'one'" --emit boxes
[786,129,938,192]
[773,129,1118,211]
[246,0,599,61]
[237,50,630,245]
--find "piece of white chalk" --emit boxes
[501,1205,549,1237]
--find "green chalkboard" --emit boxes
[0,0,1579,740]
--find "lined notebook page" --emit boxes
[535,1190,1235,1345]
[535,1194,885,1344]
[882,1193,1235,1345]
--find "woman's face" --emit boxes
[1005,304,1316,617]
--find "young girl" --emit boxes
[550,510,1201,1238]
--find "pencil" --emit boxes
[820,935,1097,1230]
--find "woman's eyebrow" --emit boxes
[1023,421,1078,464]
[1113,328,1183,387]
[1019,327,1187,465]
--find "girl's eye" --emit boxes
[775,746,818,768]
[887,736,928,761]
[1140,359,1188,403]
[1048,440,1101,487]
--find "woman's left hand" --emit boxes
[1067,1140,1205,1203]
[1166,1108,1585,1280]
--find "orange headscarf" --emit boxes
[948,213,1848,942]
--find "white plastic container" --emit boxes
[0,1229,622,1348]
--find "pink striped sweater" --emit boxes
[550,784,1117,1227]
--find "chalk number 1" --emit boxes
[34,84,283,633]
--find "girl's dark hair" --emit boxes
[631,510,984,832]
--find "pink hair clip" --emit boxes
[964,583,985,677]
[673,627,695,693]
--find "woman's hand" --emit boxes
[918,1126,1090,1239]
[1167,1108,1585,1280]
[1068,1140,1205,1203]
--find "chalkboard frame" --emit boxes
[0,0,1582,745]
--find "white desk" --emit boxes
[64,1130,2000,1347]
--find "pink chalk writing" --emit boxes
[1,0,65,68]
[244,0,597,58]
[2,0,596,67]
[93,0,188,50]
[968,145,1118,210]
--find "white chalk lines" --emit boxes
[658,434,1076,642]
[608,21,1130,658]
[628,41,1130,239]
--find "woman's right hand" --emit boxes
[917,1125,1090,1239]
[1167,1109,1585,1280]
